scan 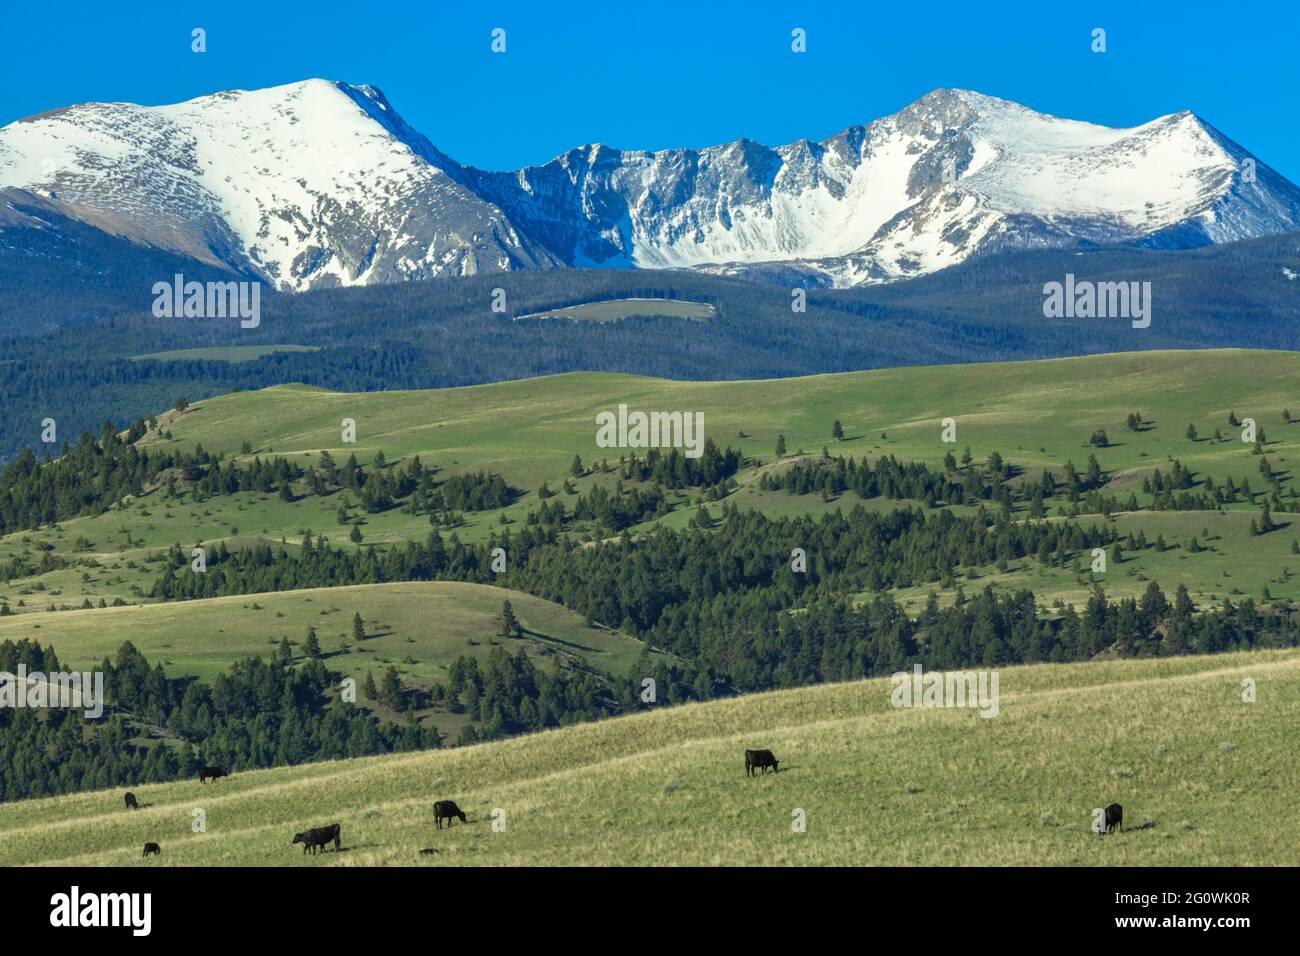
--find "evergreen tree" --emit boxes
[304,627,321,660]
[499,600,523,638]
[380,666,404,710]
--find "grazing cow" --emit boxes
[142,842,161,857]
[745,749,779,776]
[198,766,227,784]
[292,823,342,854]
[124,792,139,810]
[1103,803,1124,835]
[433,800,467,829]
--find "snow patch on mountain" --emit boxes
[2,82,1298,291]
[0,79,557,290]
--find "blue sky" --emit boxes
[4,0,1297,179]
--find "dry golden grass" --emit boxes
[2,648,1295,866]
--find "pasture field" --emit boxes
[2,648,1295,866]
[128,345,320,362]
[3,348,1296,620]
[512,297,715,323]
[0,581,661,684]
[137,349,1300,494]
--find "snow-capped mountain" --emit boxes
[2,81,1297,290]
[0,80,558,291]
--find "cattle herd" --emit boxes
[119,751,1132,859]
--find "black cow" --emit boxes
[124,792,139,810]
[745,749,779,776]
[198,766,227,784]
[142,842,161,857]
[1102,803,1124,835]
[292,823,342,854]
[433,800,467,829]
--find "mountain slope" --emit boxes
[0,186,249,333]
[1,648,1295,865]
[0,80,558,291]
[3,83,1297,290]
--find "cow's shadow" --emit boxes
[433,820,478,831]
[304,844,366,856]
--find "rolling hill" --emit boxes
[3,348,1298,620]
[1,647,1295,866]
[0,581,660,684]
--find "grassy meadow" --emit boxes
[0,581,660,684]
[512,297,716,322]
[1,648,1295,866]
[3,348,1297,618]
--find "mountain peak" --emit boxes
[2,80,1297,291]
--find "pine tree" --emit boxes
[775,435,787,457]
[352,612,366,643]
[832,419,844,440]
[498,600,522,638]
[380,666,404,710]
[304,627,321,660]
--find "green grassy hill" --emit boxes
[0,581,660,683]
[3,647,1295,867]
[4,348,1296,617]
[0,581,661,742]
[139,349,1300,491]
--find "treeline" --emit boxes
[534,481,669,533]
[761,452,989,506]
[441,647,613,745]
[138,494,1300,701]
[150,503,1118,610]
[764,450,1299,521]
[0,422,521,536]
[617,441,741,489]
[0,423,203,533]
[688,582,1298,693]
[0,638,439,802]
